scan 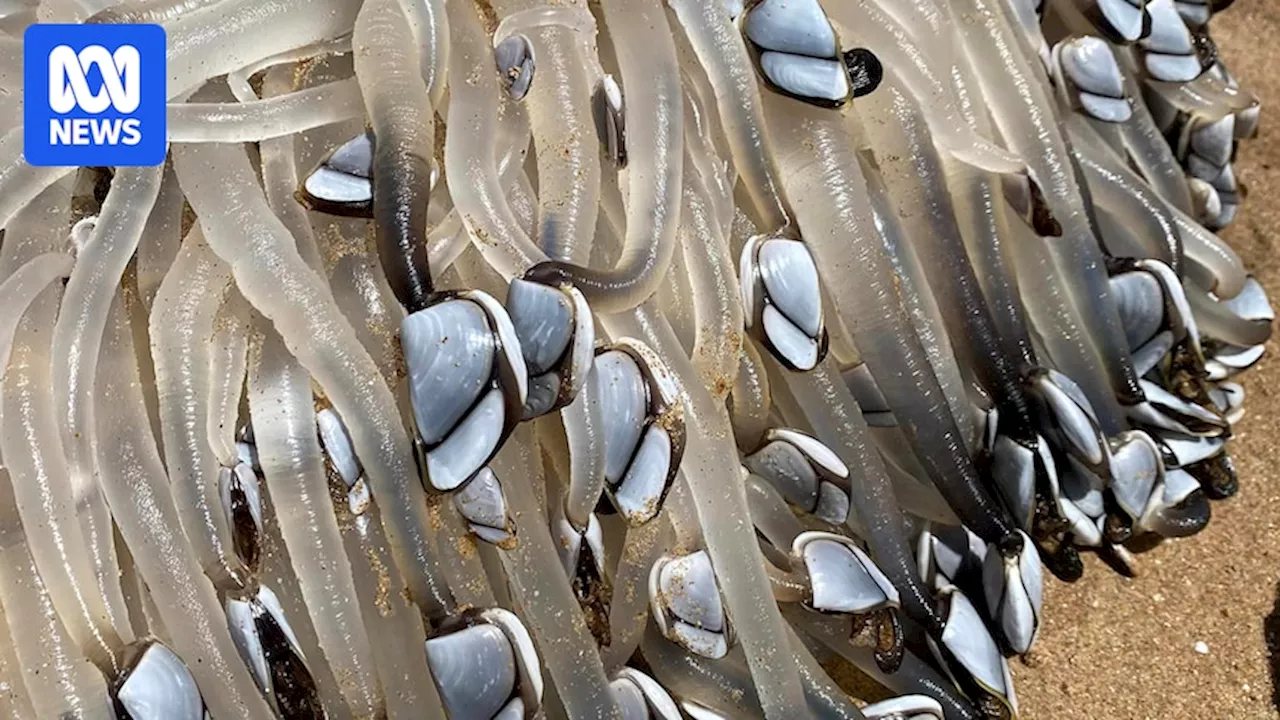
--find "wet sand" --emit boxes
[1012,4,1280,718]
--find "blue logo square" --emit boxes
[23,24,166,167]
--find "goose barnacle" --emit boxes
[113,641,205,720]
[739,0,883,108]
[739,234,829,372]
[424,608,543,720]
[224,585,323,718]
[402,292,529,493]
[649,551,734,659]
[594,339,686,526]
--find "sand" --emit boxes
[1010,5,1280,718]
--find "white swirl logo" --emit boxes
[47,44,140,114]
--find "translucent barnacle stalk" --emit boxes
[815,0,1021,175]
[0,468,115,720]
[760,83,1032,613]
[1,184,131,672]
[169,79,364,144]
[522,0,685,313]
[149,227,247,589]
[173,140,454,619]
[314,409,444,717]
[52,167,164,652]
[489,428,620,718]
[353,0,438,313]
[489,0,602,272]
[250,336,383,717]
[96,295,274,719]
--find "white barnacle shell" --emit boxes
[316,406,372,515]
[1140,0,1203,82]
[917,522,987,591]
[225,585,321,715]
[298,130,374,216]
[861,695,946,720]
[610,668,682,720]
[988,429,1040,532]
[1156,431,1224,468]
[1110,268,1168,350]
[1209,381,1245,425]
[744,0,838,58]
[1137,466,1207,536]
[317,407,362,487]
[1129,379,1227,437]
[402,291,528,492]
[116,642,205,720]
[1222,276,1273,324]
[744,428,849,523]
[980,530,1043,655]
[741,0,857,107]
[1206,342,1265,379]
[740,234,828,371]
[507,278,595,419]
[1114,258,1207,380]
[218,461,263,571]
[1173,0,1211,26]
[1057,36,1133,123]
[1188,176,1224,226]
[594,339,686,526]
[425,608,543,719]
[1087,0,1149,44]
[1029,369,1106,468]
[552,501,606,581]
[454,467,515,546]
[929,587,1018,717]
[649,550,733,659]
[1187,112,1235,170]
[494,34,535,101]
[426,623,517,719]
[682,701,731,720]
[552,500,612,645]
[795,531,904,672]
[792,531,898,615]
[593,74,627,168]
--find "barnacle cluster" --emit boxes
[0,0,1268,718]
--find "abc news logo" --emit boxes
[48,44,143,146]
[24,24,166,167]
